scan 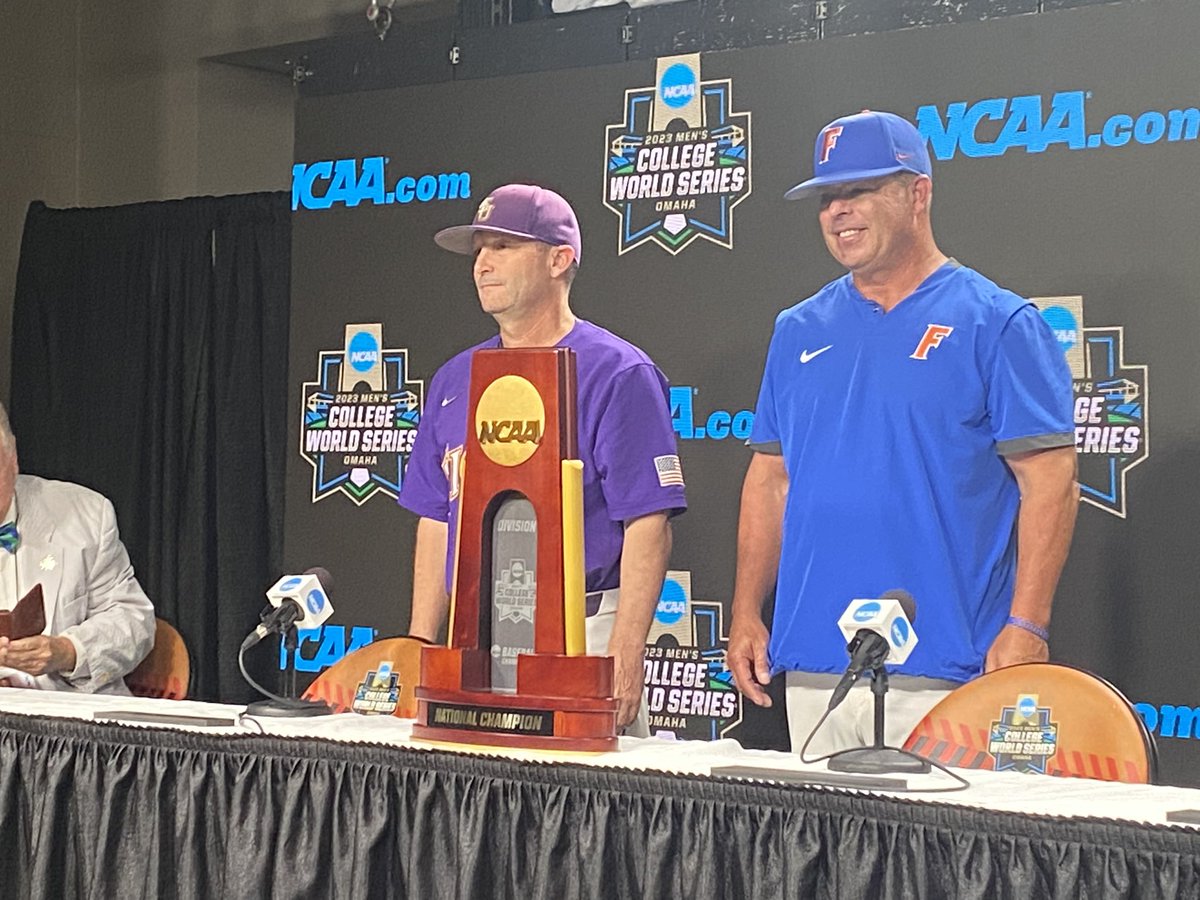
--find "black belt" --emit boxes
[585,591,605,617]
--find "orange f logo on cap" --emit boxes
[910,324,954,360]
[819,126,844,164]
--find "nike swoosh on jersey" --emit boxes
[441,396,458,407]
[799,345,833,363]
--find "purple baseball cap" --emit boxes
[434,183,582,264]
[784,110,932,201]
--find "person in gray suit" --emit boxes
[0,401,154,692]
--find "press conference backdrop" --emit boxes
[284,0,1200,783]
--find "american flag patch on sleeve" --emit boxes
[654,455,685,487]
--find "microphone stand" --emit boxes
[827,667,930,774]
[284,625,300,701]
[244,623,333,718]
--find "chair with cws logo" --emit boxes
[302,635,430,717]
[903,662,1157,784]
[125,618,192,700]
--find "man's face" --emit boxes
[817,174,923,279]
[0,440,16,517]
[472,232,557,320]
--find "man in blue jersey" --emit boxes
[728,111,1078,754]
[399,183,687,732]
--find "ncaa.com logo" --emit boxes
[279,624,377,672]
[670,387,754,442]
[915,90,1199,160]
[292,157,471,211]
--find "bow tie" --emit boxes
[0,523,17,554]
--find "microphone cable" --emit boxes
[237,638,309,709]
[797,683,972,794]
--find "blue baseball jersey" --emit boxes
[749,261,1073,683]
[399,319,687,594]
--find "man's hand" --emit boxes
[984,624,1049,673]
[729,452,785,709]
[727,614,773,707]
[0,634,76,677]
[610,641,646,729]
[611,513,673,730]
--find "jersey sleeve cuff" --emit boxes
[996,432,1075,456]
[607,499,688,524]
[396,496,449,522]
[746,439,783,454]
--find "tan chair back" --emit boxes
[302,636,427,717]
[903,662,1156,783]
[125,618,191,700]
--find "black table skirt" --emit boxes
[0,711,1197,899]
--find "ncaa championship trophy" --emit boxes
[411,348,619,751]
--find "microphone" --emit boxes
[239,567,336,719]
[242,567,334,651]
[826,589,918,712]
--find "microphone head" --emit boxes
[304,566,334,595]
[837,592,919,666]
[266,570,335,631]
[879,588,916,623]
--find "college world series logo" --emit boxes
[604,54,751,255]
[643,571,743,741]
[301,324,424,504]
[1037,296,1149,518]
[987,694,1059,774]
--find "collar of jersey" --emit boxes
[844,258,960,315]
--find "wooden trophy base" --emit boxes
[411,646,619,752]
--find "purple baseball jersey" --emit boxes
[399,319,687,593]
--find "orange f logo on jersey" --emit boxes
[910,324,954,360]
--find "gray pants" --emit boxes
[785,670,958,756]
[585,589,649,738]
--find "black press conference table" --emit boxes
[0,690,1197,899]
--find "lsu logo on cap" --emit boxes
[819,125,844,164]
[475,196,496,222]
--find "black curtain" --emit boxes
[1,712,1199,899]
[8,194,290,701]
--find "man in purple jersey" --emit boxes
[398,183,687,732]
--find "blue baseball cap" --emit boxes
[784,110,932,201]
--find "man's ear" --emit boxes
[911,174,934,216]
[549,245,576,277]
